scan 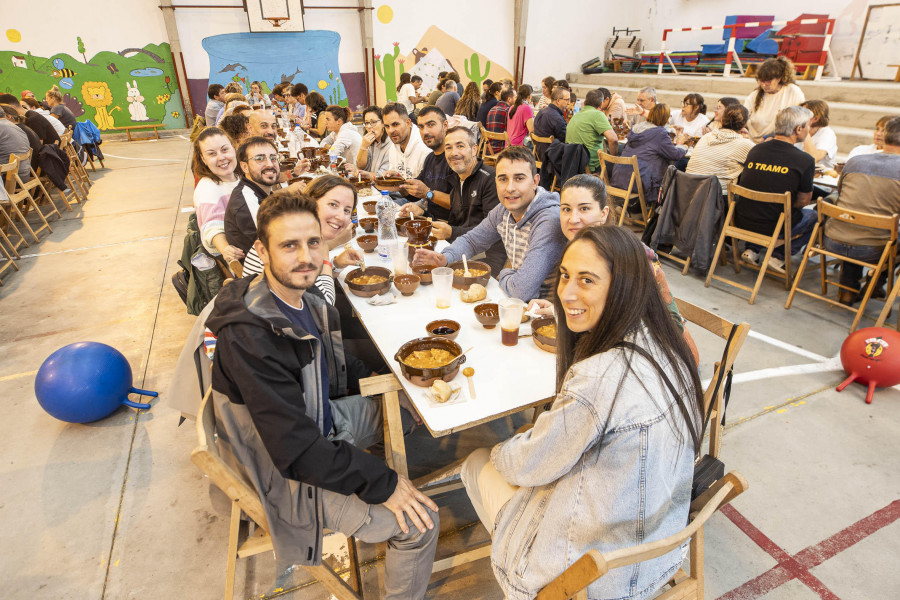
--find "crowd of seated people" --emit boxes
[174,66,900,600]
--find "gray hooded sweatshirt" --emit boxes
[442,187,565,300]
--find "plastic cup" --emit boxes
[499,298,526,346]
[390,242,408,275]
[432,267,453,309]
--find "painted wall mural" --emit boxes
[202,31,352,110]
[0,30,183,131]
[371,21,514,105]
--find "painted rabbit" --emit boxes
[126,80,149,122]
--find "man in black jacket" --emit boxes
[224,136,279,257]
[533,86,570,162]
[208,189,438,598]
[435,126,507,275]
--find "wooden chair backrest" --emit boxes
[818,200,899,240]
[10,149,33,162]
[1,160,19,195]
[191,388,270,533]
[674,298,750,454]
[728,183,790,207]
[598,151,640,194]
[536,471,748,599]
[530,132,552,144]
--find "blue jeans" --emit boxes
[747,207,817,260]
[823,237,887,288]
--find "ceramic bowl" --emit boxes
[356,234,378,253]
[474,302,500,329]
[426,319,461,341]
[394,337,466,387]
[404,219,433,244]
[449,260,491,290]
[412,264,437,285]
[394,274,421,296]
[358,217,378,233]
[531,315,557,353]
[395,215,412,230]
[362,200,377,214]
[345,266,393,298]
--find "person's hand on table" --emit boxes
[431,221,452,240]
[334,246,364,269]
[412,249,447,267]
[400,178,428,198]
[527,299,554,316]
[382,475,438,534]
[222,245,245,263]
[625,104,643,116]
[674,132,688,145]
[398,203,425,218]
[292,158,311,176]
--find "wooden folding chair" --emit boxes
[675,298,750,459]
[530,132,553,171]
[479,124,508,167]
[64,128,93,193]
[192,389,364,600]
[705,183,794,304]
[59,131,90,199]
[597,151,648,228]
[0,182,29,253]
[0,204,20,285]
[536,471,748,600]
[876,265,900,331]
[785,200,898,332]
[2,160,51,243]
[9,151,62,223]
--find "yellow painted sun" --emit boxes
[6,29,22,43]
[376,5,393,24]
[318,80,328,89]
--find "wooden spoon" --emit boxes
[462,254,471,278]
[463,367,476,399]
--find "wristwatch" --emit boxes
[425,190,434,202]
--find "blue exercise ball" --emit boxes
[35,342,156,423]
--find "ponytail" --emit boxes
[509,84,533,118]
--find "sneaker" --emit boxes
[741,249,759,265]
[767,256,785,274]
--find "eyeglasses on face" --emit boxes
[364,120,381,126]
[249,154,279,164]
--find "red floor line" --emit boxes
[718,500,900,600]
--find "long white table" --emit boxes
[332,213,556,438]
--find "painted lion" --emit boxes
[82,81,113,108]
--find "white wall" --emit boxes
[0,0,169,57]
[522,0,894,83]
[171,0,365,80]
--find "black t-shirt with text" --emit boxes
[734,139,814,235]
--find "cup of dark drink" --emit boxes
[498,298,526,346]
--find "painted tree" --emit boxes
[77,37,87,63]
[464,53,491,89]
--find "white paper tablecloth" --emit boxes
[332,211,556,436]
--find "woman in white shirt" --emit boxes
[191,127,243,263]
[321,105,362,166]
[744,56,805,142]
[797,99,838,169]
[670,93,710,138]
[396,73,424,115]
[247,81,271,108]
[848,115,891,159]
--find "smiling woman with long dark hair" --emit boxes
[461,225,703,600]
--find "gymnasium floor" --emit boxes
[1,136,898,599]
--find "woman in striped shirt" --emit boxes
[687,104,755,191]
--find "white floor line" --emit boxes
[15,236,168,259]
[747,329,829,362]
[102,153,180,162]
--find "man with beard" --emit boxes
[225,136,282,274]
[248,109,309,183]
[207,190,439,599]
[396,106,453,219]
[381,103,431,180]
[436,126,506,276]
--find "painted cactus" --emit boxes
[464,53,491,88]
[328,71,346,106]
[374,42,405,103]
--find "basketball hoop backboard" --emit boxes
[246,0,305,32]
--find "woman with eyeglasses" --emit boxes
[670,93,709,138]
[351,105,391,177]
[321,105,362,166]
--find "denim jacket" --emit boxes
[490,330,698,600]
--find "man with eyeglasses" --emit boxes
[625,86,657,125]
[533,86,570,162]
[225,136,286,271]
